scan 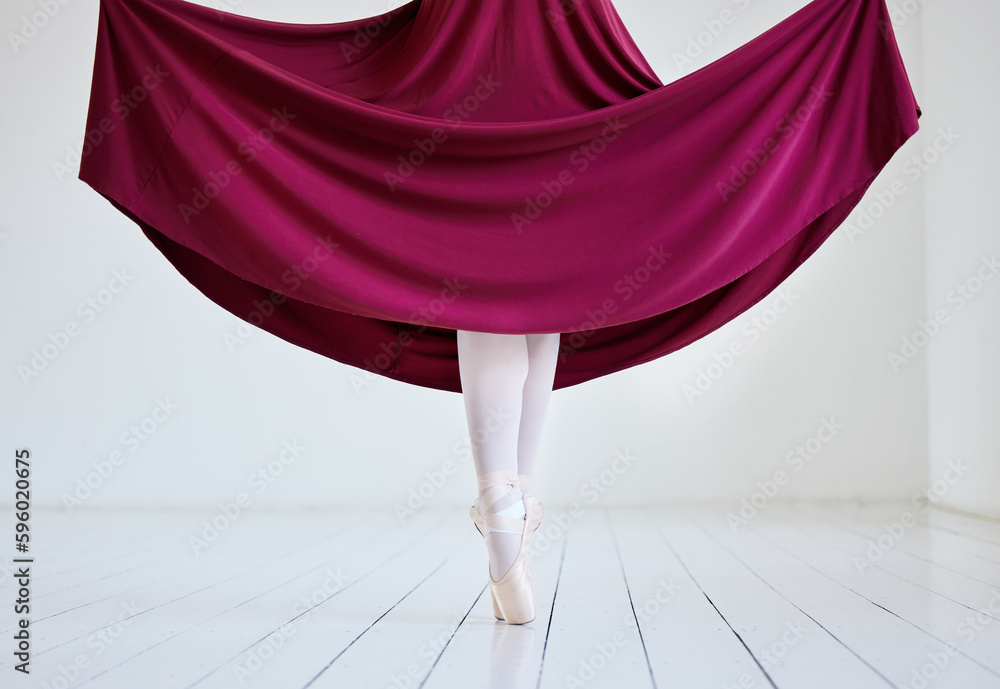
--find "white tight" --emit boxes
[456,331,561,481]
[456,330,561,579]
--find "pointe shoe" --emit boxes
[470,493,544,620]
[469,471,544,624]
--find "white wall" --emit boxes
[921,0,1000,519]
[1,0,948,518]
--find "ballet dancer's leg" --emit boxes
[516,333,561,491]
[457,330,530,581]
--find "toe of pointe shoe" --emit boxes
[490,541,536,624]
[494,580,534,624]
[490,587,504,621]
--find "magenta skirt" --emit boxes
[78,0,921,391]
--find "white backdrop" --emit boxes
[922,0,1000,519]
[4,0,990,517]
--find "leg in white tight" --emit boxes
[457,331,528,480]
[456,330,561,580]
[517,333,561,485]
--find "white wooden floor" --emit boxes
[3,503,1000,689]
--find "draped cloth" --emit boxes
[78,0,921,392]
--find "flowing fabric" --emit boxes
[78,0,921,392]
